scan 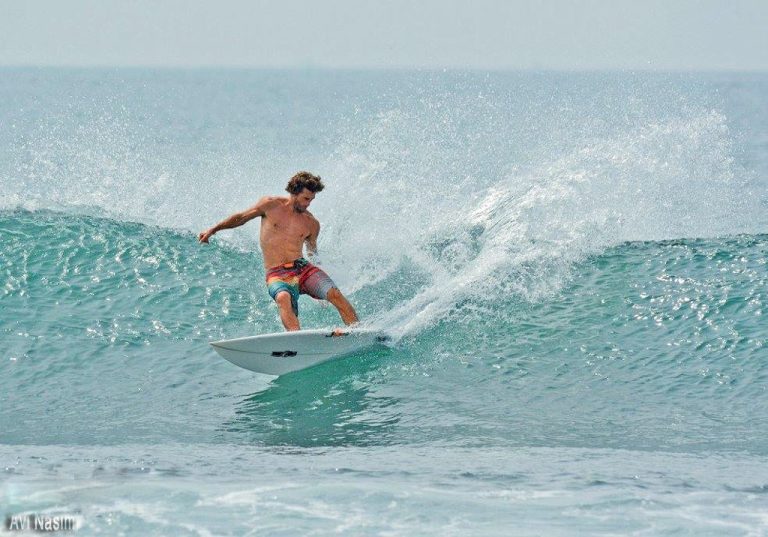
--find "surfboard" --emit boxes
[210,328,389,376]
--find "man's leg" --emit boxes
[326,287,359,326]
[275,291,300,331]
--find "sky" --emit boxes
[1,0,767,70]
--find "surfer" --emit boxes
[198,171,359,333]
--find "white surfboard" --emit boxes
[210,328,389,376]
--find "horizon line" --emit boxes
[2,63,767,74]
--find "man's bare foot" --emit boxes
[331,328,349,337]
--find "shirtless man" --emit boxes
[198,171,359,332]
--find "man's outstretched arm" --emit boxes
[198,197,272,243]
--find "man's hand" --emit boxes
[198,229,215,243]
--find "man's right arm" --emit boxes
[198,197,272,243]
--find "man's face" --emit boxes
[292,188,316,213]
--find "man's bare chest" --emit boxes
[261,211,311,240]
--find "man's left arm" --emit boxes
[305,219,320,264]
[305,220,327,307]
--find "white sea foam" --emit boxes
[321,104,760,337]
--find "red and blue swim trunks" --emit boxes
[265,258,337,315]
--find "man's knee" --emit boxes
[326,287,343,302]
[275,291,293,308]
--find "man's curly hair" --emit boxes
[286,171,325,195]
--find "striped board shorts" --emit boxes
[265,257,337,315]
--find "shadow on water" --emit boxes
[219,347,403,447]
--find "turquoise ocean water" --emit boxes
[1,69,768,535]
